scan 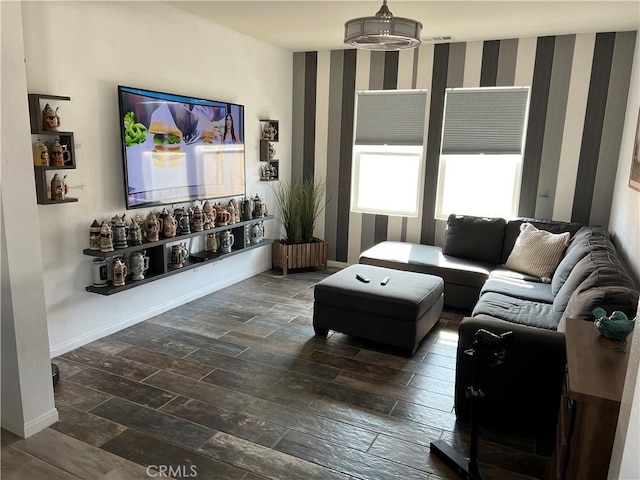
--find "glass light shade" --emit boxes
[344,3,422,50]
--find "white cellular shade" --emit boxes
[441,87,530,155]
[355,90,427,146]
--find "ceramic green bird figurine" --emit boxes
[593,308,636,354]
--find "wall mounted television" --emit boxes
[118,85,246,209]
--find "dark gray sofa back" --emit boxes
[442,214,506,265]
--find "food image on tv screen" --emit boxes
[118,86,246,209]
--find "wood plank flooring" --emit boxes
[2,268,549,479]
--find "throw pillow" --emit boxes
[504,223,570,282]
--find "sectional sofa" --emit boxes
[359,214,639,450]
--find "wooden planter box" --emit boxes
[272,238,328,276]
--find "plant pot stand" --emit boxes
[272,238,327,276]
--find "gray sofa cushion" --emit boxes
[557,251,639,332]
[552,253,601,321]
[314,264,444,320]
[551,226,610,295]
[500,218,583,265]
[481,277,554,304]
[442,214,506,265]
[359,241,492,289]
[472,292,559,330]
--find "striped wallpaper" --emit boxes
[292,31,637,265]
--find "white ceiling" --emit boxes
[169,1,640,52]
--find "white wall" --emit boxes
[1,1,58,437]
[17,1,292,355]
[608,32,640,480]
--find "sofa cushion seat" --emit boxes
[472,292,559,330]
[480,276,555,304]
[359,241,492,288]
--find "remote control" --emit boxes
[381,277,390,286]
[355,273,370,283]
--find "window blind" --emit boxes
[441,87,530,155]
[355,90,427,146]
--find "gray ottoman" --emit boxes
[313,264,444,355]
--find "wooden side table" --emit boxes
[553,317,633,479]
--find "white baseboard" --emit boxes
[50,259,272,357]
[23,407,59,437]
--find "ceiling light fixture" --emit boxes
[344,0,422,51]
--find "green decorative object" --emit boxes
[593,308,636,354]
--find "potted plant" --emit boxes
[272,177,328,275]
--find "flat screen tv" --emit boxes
[118,85,246,209]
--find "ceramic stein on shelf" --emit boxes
[163,212,177,238]
[220,230,234,254]
[216,209,231,226]
[113,216,129,249]
[250,222,263,244]
[33,139,49,166]
[144,213,161,242]
[130,250,149,281]
[112,258,127,286]
[99,222,114,252]
[206,232,219,253]
[91,258,109,287]
[129,218,143,246]
[192,205,204,232]
[42,103,60,131]
[50,173,67,201]
[241,196,252,221]
[89,220,101,250]
[49,140,65,166]
[169,243,189,269]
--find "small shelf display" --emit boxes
[28,94,78,204]
[83,207,274,296]
[259,119,279,181]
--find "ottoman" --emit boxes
[313,264,444,355]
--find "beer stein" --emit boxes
[129,218,143,246]
[191,205,204,232]
[144,213,161,242]
[130,250,149,281]
[241,196,252,221]
[50,173,67,201]
[169,243,189,269]
[42,103,60,131]
[33,139,49,166]
[92,258,109,287]
[112,258,127,286]
[163,212,177,238]
[49,140,65,166]
[216,209,231,226]
[89,219,101,250]
[113,215,129,249]
[206,232,219,253]
[250,222,264,244]
[220,230,234,254]
[99,222,114,252]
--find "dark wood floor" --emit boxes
[2,268,549,480]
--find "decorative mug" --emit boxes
[33,139,49,166]
[216,209,231,226]
[169,243,189,268]
[99,222,114,252]
[42,103,60,131]
[89,219,101,250]
[130,251,149,281]
[49,140,65,166]
[112,258,127,286]
[220,230,234,254]
[91,258,109,287]
[50,173,67,201]
[206,232,219,253]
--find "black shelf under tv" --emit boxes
[84,216,273,296]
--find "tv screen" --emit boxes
[118,86,246,209]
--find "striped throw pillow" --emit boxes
[504,223,570,282]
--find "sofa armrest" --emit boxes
[455,316,566,454]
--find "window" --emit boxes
[351,90,427,217]
[435,87,530,220]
